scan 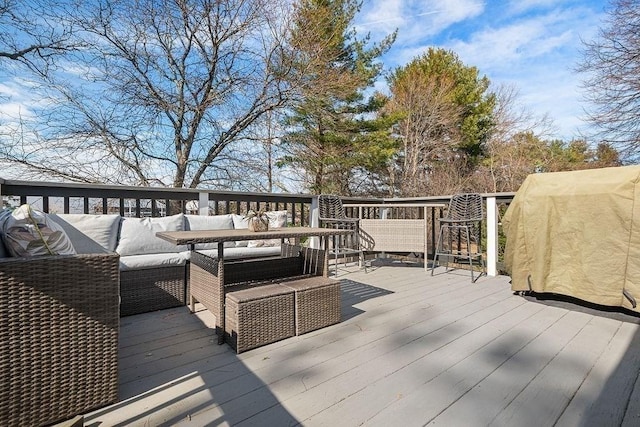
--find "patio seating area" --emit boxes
[3,179,640,426]
[85,261,640,426]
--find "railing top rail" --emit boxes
[344,193,515,205]
[0,178,312,202]
[1,178,515,204]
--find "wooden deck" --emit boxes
[85,261,640,426]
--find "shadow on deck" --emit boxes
[84,266,640,426]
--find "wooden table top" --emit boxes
[156,227,353,246]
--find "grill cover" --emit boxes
[503,165,640,312]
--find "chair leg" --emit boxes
[334,239,339,277]
[464,225,474,282]
[431,225,445,276]
[446,226,453,272]
[475,224,485,280]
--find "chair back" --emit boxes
[318,194,347,220]
[446,193,484,221]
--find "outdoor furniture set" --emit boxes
[0,209,330,425]
[157,227,351,353]
[49,211,286,316]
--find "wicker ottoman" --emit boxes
[225,284,295,353]
[283,276,341,335]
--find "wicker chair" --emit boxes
[318,194,364,276]
[0,251,120,426]
[431,193,485,281]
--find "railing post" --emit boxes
[310,196,319,248]
[199,192,209,216]
[486,196,498,277]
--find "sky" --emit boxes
[356,0,607,141]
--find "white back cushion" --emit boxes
[117,213,186,256]
[232,214,250,247]
[185,214,235,249]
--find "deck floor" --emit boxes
[85,261,640,426]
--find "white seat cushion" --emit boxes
[119,252,188,271]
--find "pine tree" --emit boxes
[280,0,397,195]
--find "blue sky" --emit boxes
[0,0,608,146]
[356,0,607,140]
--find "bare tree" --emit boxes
[578,0,640,159]
[385,75,462,196]
[0,0,76,72]
[1,0,297,188]
[481,84,555,192]
[215,110,294,193]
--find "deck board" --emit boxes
[488,314,620,427]
[84,262,640,426]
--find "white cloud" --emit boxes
[506,0,570,15]
[446,6,603,139]
[429,0,484,32]
[0,80,38,120]
[0,102,31,119]
[446,13,574,72]
[357,0,406,35]
[358,0,485,48]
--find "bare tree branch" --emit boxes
[1,0,298,188]
[578,0,640,159]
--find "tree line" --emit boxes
[0,0,636,196]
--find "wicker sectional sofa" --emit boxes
[0,210,287,426]
[48,212,286,316]
[0,211,288,317]
[0,230,120,426]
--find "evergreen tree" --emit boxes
[280,0,398,195]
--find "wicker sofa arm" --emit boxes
[0,252,120,427]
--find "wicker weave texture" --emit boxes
[190,244,328,343]
[120,265,186,316]
[189,255,224,335]
[442,193,484,222]
[432,193,485,281]
[0,253,120,427]
[318,194,349,220]
[283,277,341,335]
[360,219,428,253]
[225,284,295,353]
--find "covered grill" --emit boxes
[503,165,640,312]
